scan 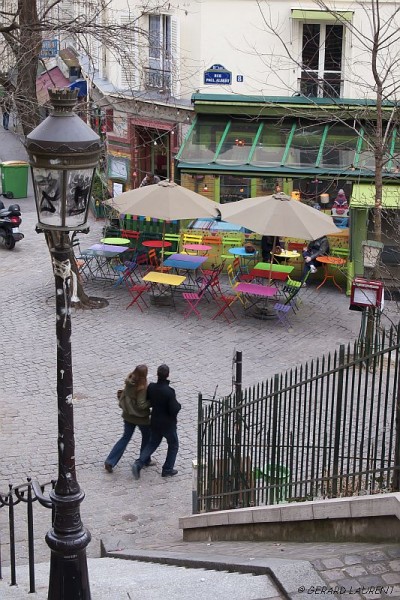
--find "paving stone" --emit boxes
[366,562,390,575]
[321,568,345,581]
[381,572,400,585]
[343,555,363,565]
[322,558,345,569]
[343,565,368,578]
[388,559,400,572]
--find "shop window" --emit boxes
[250,123,291,166]
[179,118,227,163]
[220,175,251,204]
[286,124,325,167]
[215,122,258,165]
[300,24,344,98]
[320,124,358,169]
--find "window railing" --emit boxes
[144,67,171,91]
[298,73,343,98]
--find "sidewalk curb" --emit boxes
[101,540,326,599]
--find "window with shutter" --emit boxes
[145,14,173,92]
[119,13,139,90]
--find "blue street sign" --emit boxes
[204,64,232,85]
[40,39,59,59]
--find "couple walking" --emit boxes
[105,363,181,478]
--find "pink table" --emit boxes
[183,243,212,255]
[235,282,277,318]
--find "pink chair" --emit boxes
[182,280,210,319]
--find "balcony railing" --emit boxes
[298,73,343,98]
[144,67,171,91]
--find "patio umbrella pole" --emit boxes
[268,236,277,285]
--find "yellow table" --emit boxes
[143,271,186,306]
[273,250,300,260]
[100,237,130,246]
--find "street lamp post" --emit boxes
[26,89,101,600]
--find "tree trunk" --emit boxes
[15,0,41,135]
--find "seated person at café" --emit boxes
[261,236,282,262]
[302,236,330,279]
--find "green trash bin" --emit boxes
[1,161,29,199]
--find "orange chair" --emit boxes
[148,249,171,273]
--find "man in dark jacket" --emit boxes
[302,236,330,279]
[132,364,181,479]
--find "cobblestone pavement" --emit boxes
[0,130,399,599]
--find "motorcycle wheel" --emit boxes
[4,235,16,250]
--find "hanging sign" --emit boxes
[40,40,59,58]
[204,64,232,85]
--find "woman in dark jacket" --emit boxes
[104,364,152,473]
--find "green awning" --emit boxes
[351,184,400,208]
[291,9,353,22]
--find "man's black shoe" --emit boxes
[162,469,178,477]
[131,463,141,480]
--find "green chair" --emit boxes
[163,233,181,256]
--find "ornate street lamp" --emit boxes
[26,88,101,600]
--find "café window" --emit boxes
[220,175,251,204]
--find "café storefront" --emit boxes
[175,94,400,289]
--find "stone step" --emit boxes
[0,557,284,599]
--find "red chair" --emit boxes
[211,293,238,324]
[121,229,140,250]
[126,282,150,312]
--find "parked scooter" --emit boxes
[0,200,24,249]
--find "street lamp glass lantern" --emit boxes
[26,88,102,232]
[362,240,384,269]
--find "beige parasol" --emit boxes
[105,180,220,261]
[219,192,340,240]
[106,180,219,221]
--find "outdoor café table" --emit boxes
[142,240,172,249]
[163,255,207,288]
[316,255,347,292]
[167,253,207,266]
[100,237,130,246]
[235,282,278,318]
[182,243,212,256]
[249,268,289,287]
[272,249,300,262]
[253,261,294,274]
[142,271,186,307]
[80,244,130,281]
[229,247,259,271]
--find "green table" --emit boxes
[253,262,294,274]
[100,237,130,246]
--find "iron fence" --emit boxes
[197,325,400,513]
[0,479,53,592]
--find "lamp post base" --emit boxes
[46,490,91,600]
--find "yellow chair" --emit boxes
[227,264,247,308]
[181,233,203,254]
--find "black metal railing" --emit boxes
[197,325,400,512]
[144,67,171,91]
[0,479,54,592]
[298,73,343,98]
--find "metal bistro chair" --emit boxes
[148,248,171,273]
[182,278,211,319]
[181,232,203,255]
[121,229,141,251]
[163,232,181,257]
[125,279,151,312]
